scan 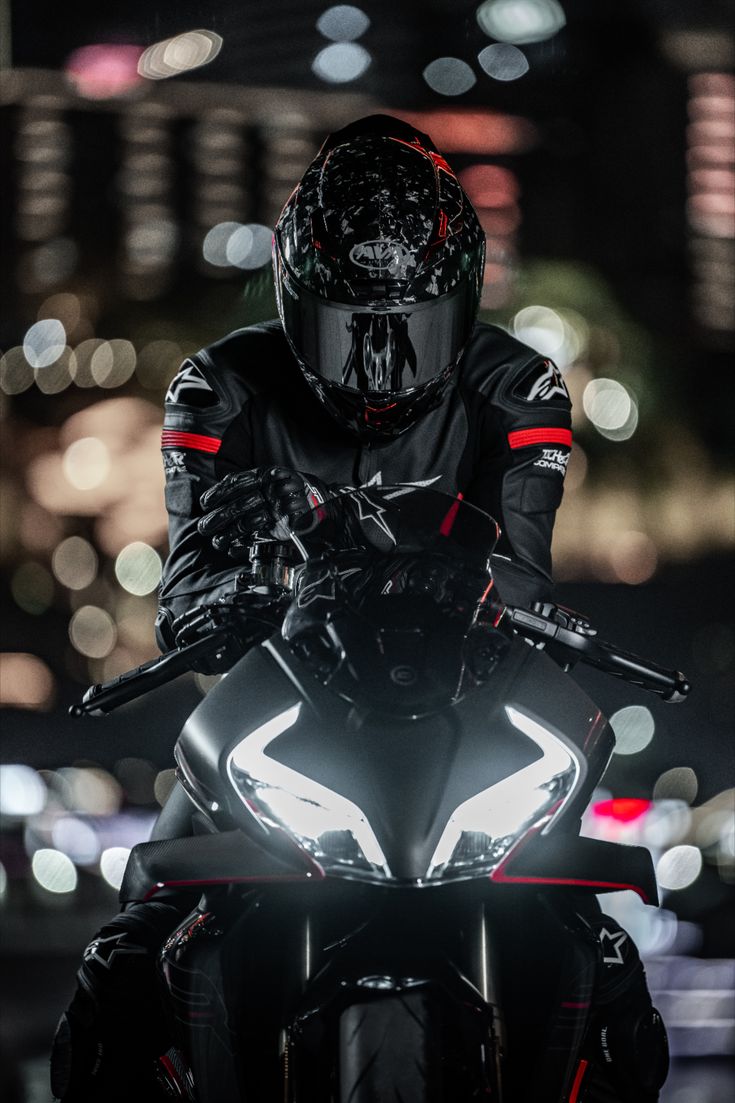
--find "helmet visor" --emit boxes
[278,264,476,394]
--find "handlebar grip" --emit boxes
[590,641,691,702]
[506,607,691,702]
[69,631,229,716]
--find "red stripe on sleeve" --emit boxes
[161,430,221,454]
[507,427,572,450]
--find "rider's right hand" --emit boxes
[198,467,328,558]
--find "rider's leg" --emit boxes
[582,908,669,1103]
[51,783,196,1102]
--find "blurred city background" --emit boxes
[0,1,733,1100]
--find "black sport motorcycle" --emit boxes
[72,487,689,1102]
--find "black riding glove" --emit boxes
[198,467,329,558]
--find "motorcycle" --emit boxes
[71,486,690,1102]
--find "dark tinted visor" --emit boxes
[279,266,475,394]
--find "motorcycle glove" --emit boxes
[198,466,329,557]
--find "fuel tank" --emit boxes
[176,633,612,882]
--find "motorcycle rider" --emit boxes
[52,114,667,1102]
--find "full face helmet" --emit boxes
[273,114,486,440]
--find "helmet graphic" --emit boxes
[273,114,486,439]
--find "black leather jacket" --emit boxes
[157,319,572,642]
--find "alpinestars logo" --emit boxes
[534,448,569,476]
[165,362,216,406]
[522,360,569,403]
[349,240,412,276]
[599,927,628,965]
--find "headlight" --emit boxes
[426,706,583,881]
[227,704,391,881]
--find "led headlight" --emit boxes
[227,704,391,880]
[427,706,583,881]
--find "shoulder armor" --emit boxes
[460,323,570,419]
[163,320,289,439]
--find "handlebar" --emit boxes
[68,629,230,717]
[70,598,691,718]
[506,607,690,702]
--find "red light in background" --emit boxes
[65,45,144,100]
[394,110,536,155]
[592,798,652,823]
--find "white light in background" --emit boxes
[476,0,566,44]
[52,817,101,865]
[478,43,529,81]
[202,221,242,267]
[317,5,370,41]
[656,844,703,891]
[138,30,223,81]
[31,848,78,894]
[52,536,99,590]
[23,319,66,368]
[0,861,7,899]
[114,542,162,596]
[582,377,639,440]
[0,764,47,816]
[512,304,565,358]
[423,57,477,96]
[642,801,693,849]
[226,224,273,270]
[100,847,131,890]
[62,436,111,491]
[312,42,371,83]
[610,704,655,755]
[69,605,117,659]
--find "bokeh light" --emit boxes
[68,605,117,659]
[90,340,137,388]
[476,0,566,44]
[0,347,34,394]
[52,536,99,591]
[423,57,477,96]
[478,43,529,81]
[31,848,77,894]
[58,767,123,816]
[583,378,639,441]
[100,846,131,890]
[225,223,273,270]
[610,704,655,755]
[23,318,66,368]
[51,816,101,865]
[114,542,162,596]
[62,437,111,491]
[0,764,47,816]
[312,42,371,83]
[0,654,55,711]
[654,767,699,804]
[138,30,223,81]
[657,845,703,891]
[316,5,370,41]
[65,44,144,100]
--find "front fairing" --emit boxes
[175,630,600,885]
